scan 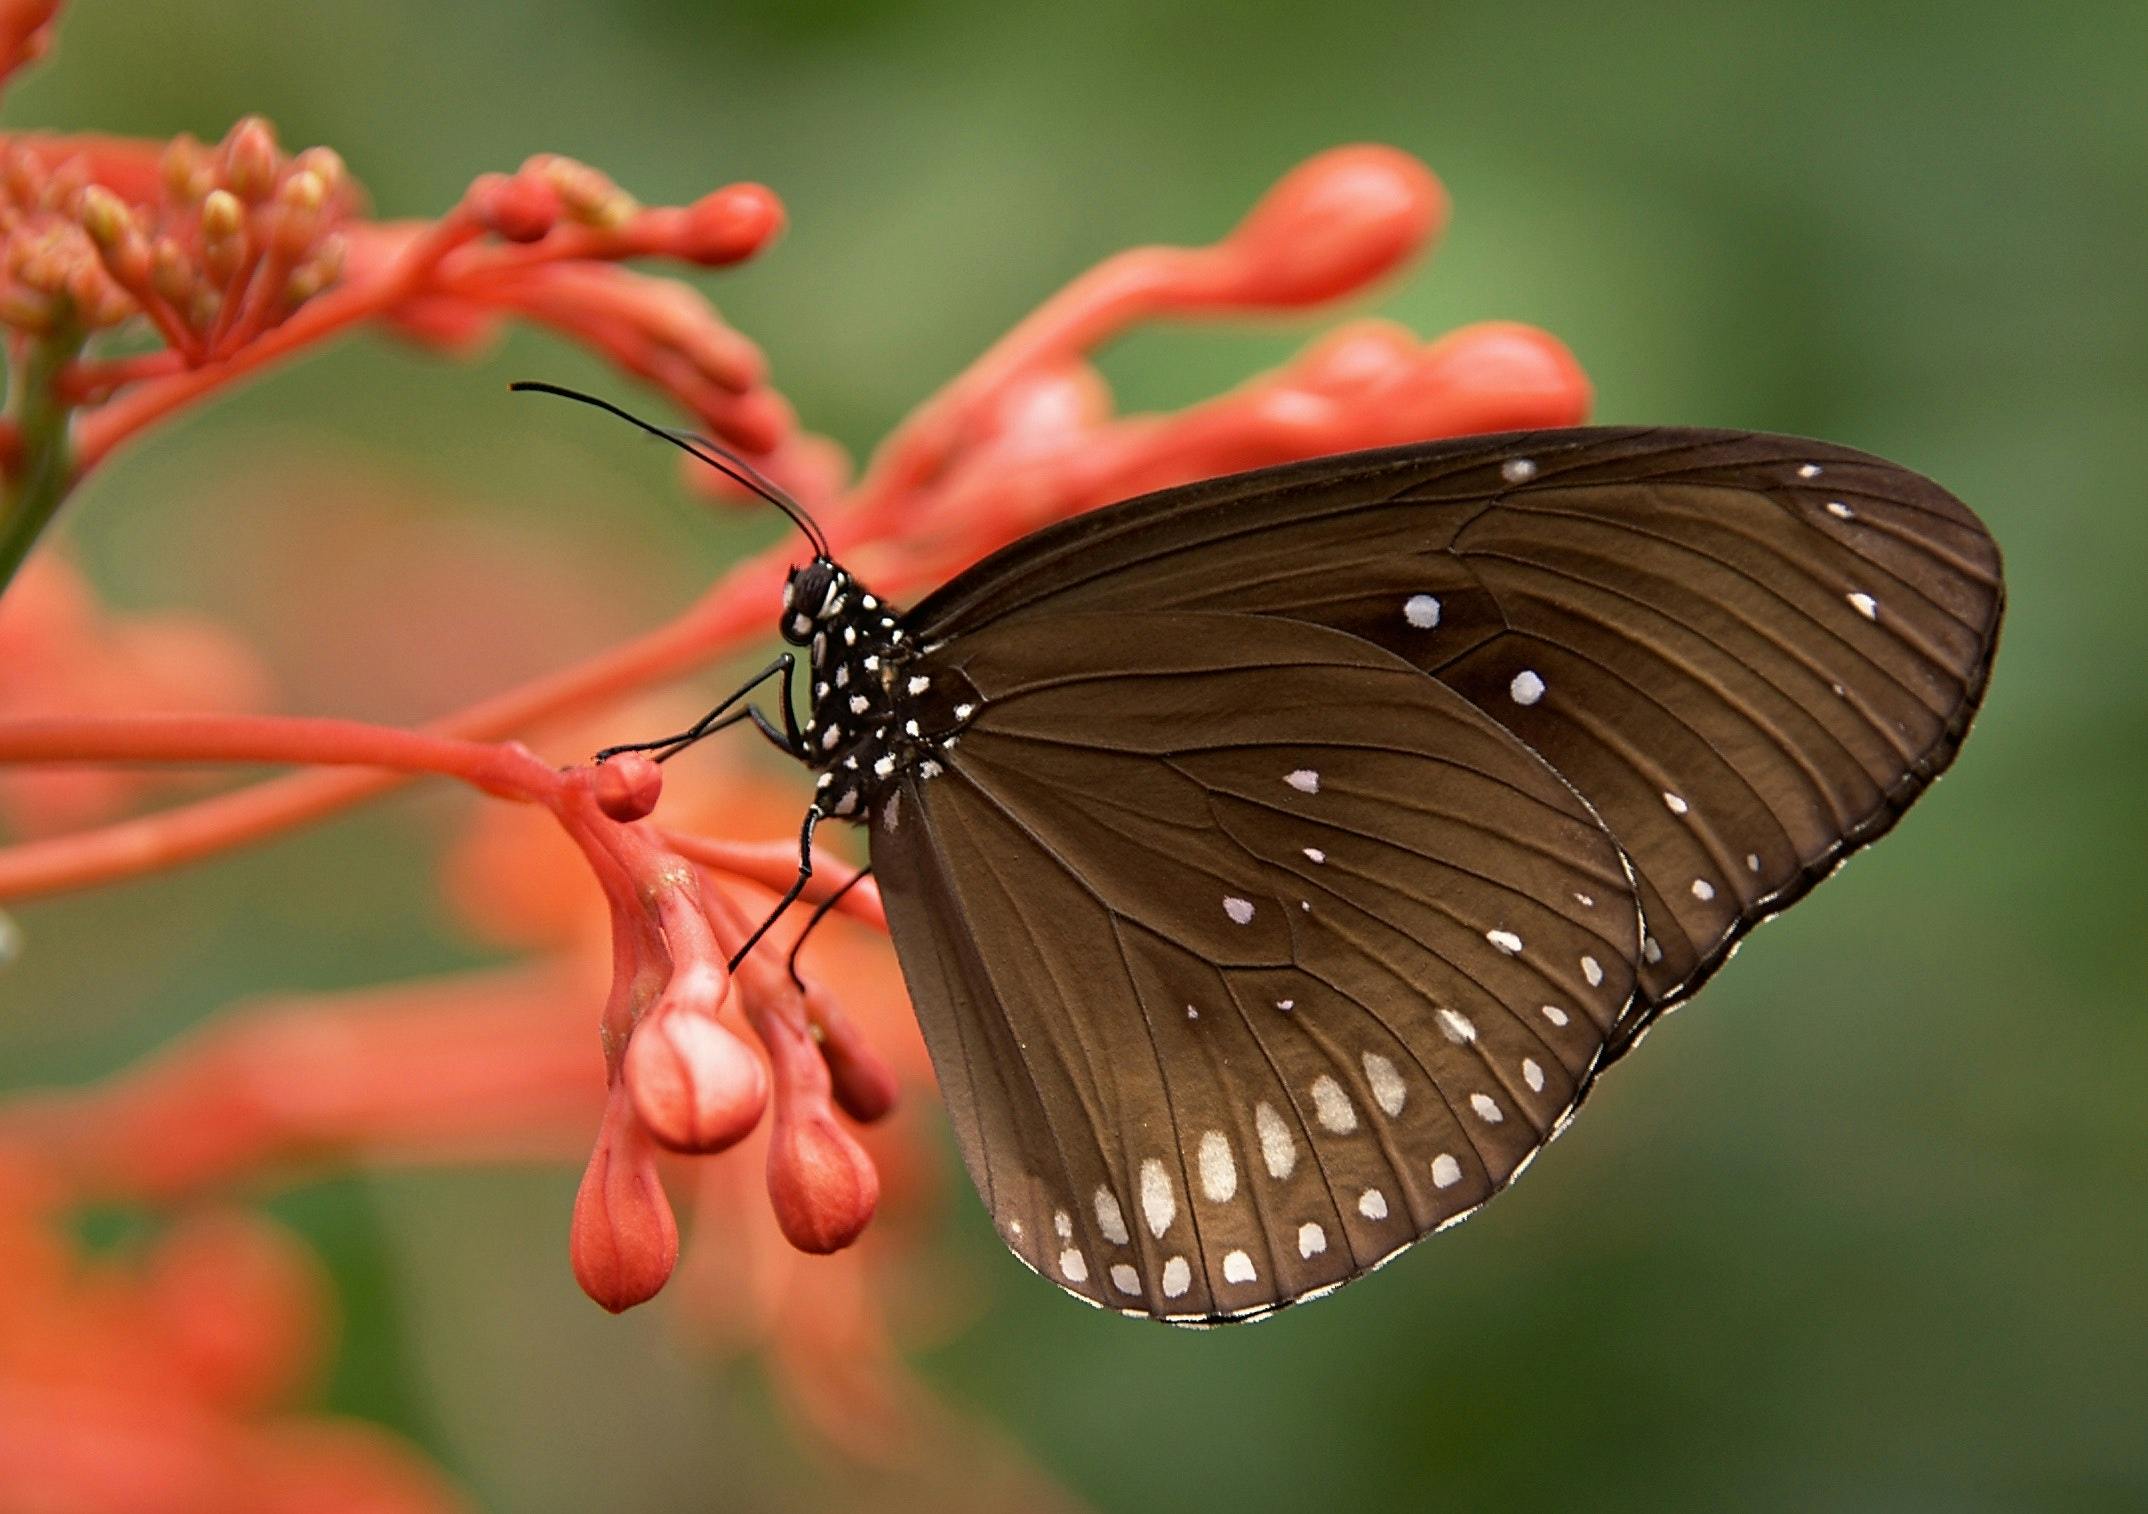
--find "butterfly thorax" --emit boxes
[779,556,975,823]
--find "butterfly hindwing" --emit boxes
[873,611,1643,1321]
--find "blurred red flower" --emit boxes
[0,1152,469,1514]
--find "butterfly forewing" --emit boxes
[874,612,1642,1321]
[901,428,2004,1042]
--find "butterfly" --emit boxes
[522,389,2005,1325]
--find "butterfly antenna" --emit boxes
[509,381,829,557]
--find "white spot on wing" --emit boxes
[1470,1092,1504,1124]
[907,674,931,695]
[1223,1250,1257,1285]
[1438,1008,1477,1044]
[1059,1248,1088,1283]
[1298,1221,1327,1258]
[1311,1075,1358,1133]
[1302,847,1326,864]
[1664,791,1690,815]
[1362,1052,1407,1117]
[1223,896,1255,925]
[1502,457,1538,483]
[1110,1263,1140,1295]
[1255,1102,1297,1179]
[1140,1159,1177,1238]
[1358,1188,1389,1220]
[1692,878,1716,902]
[1053,1209,1072,1240]
[1523,1057,1546,1093]
[1541,1004,1570,1027]
[1487,929,1524,955]
[1431,1153,1463,1189]
[1581,954,1604,987]
[1197,1130,1238,1203]
[1798,463,1822,478]
[1403,594,1442,629]
[1161,1255,1192,1298]
[1285,768,1320,794]
[1848,591,1879,620]
[1094,1188,1130,1246]
[1509,669,1546,705]
[1826,500,1854,519]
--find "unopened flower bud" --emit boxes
[200,189,247,282]
[221,115,281,202]
[767,1108,879,1254]
[536,155,636,229]
[268,170,327,259]
[150,236,192,302]
[1216,144,1445,308]
[802,982,898,1123]
[625,1001,766,1152]
[200,187,244,237]
[162,132,215,202]
[592,752,662,822]
[471,171,561,244]
[570,1087,679,1312]
[74,184,131,249]
[677,183,784,265]
[292,146,347,202]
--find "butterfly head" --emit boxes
[780,557,848,645]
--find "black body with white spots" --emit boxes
[778,558,975,822]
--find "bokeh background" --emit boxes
[5,2,2145,1510]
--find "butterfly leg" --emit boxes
[784,864,874,988]
[594,654,804,763]
[727,804,823,972]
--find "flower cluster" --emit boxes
[0,6,790,595]
[0,0,1595,1483]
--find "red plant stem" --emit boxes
[0,552,790,899]
[0,712,560,798]
[55,349,188,402]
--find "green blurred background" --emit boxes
[5,1,2145,1510]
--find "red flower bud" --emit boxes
[570,1086,679,1311]
[678,183,784,265]
[161,131,215,202]
[471,171,561,244]
[592,751,662,821]
[624,999,766,1153]
[767,1108,879,1254]
[220,115,281,202]
[1412,320,1593,431]
[1216,144,1446,308]
[803,982,898,1124]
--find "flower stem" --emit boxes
[0,327,86,598]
